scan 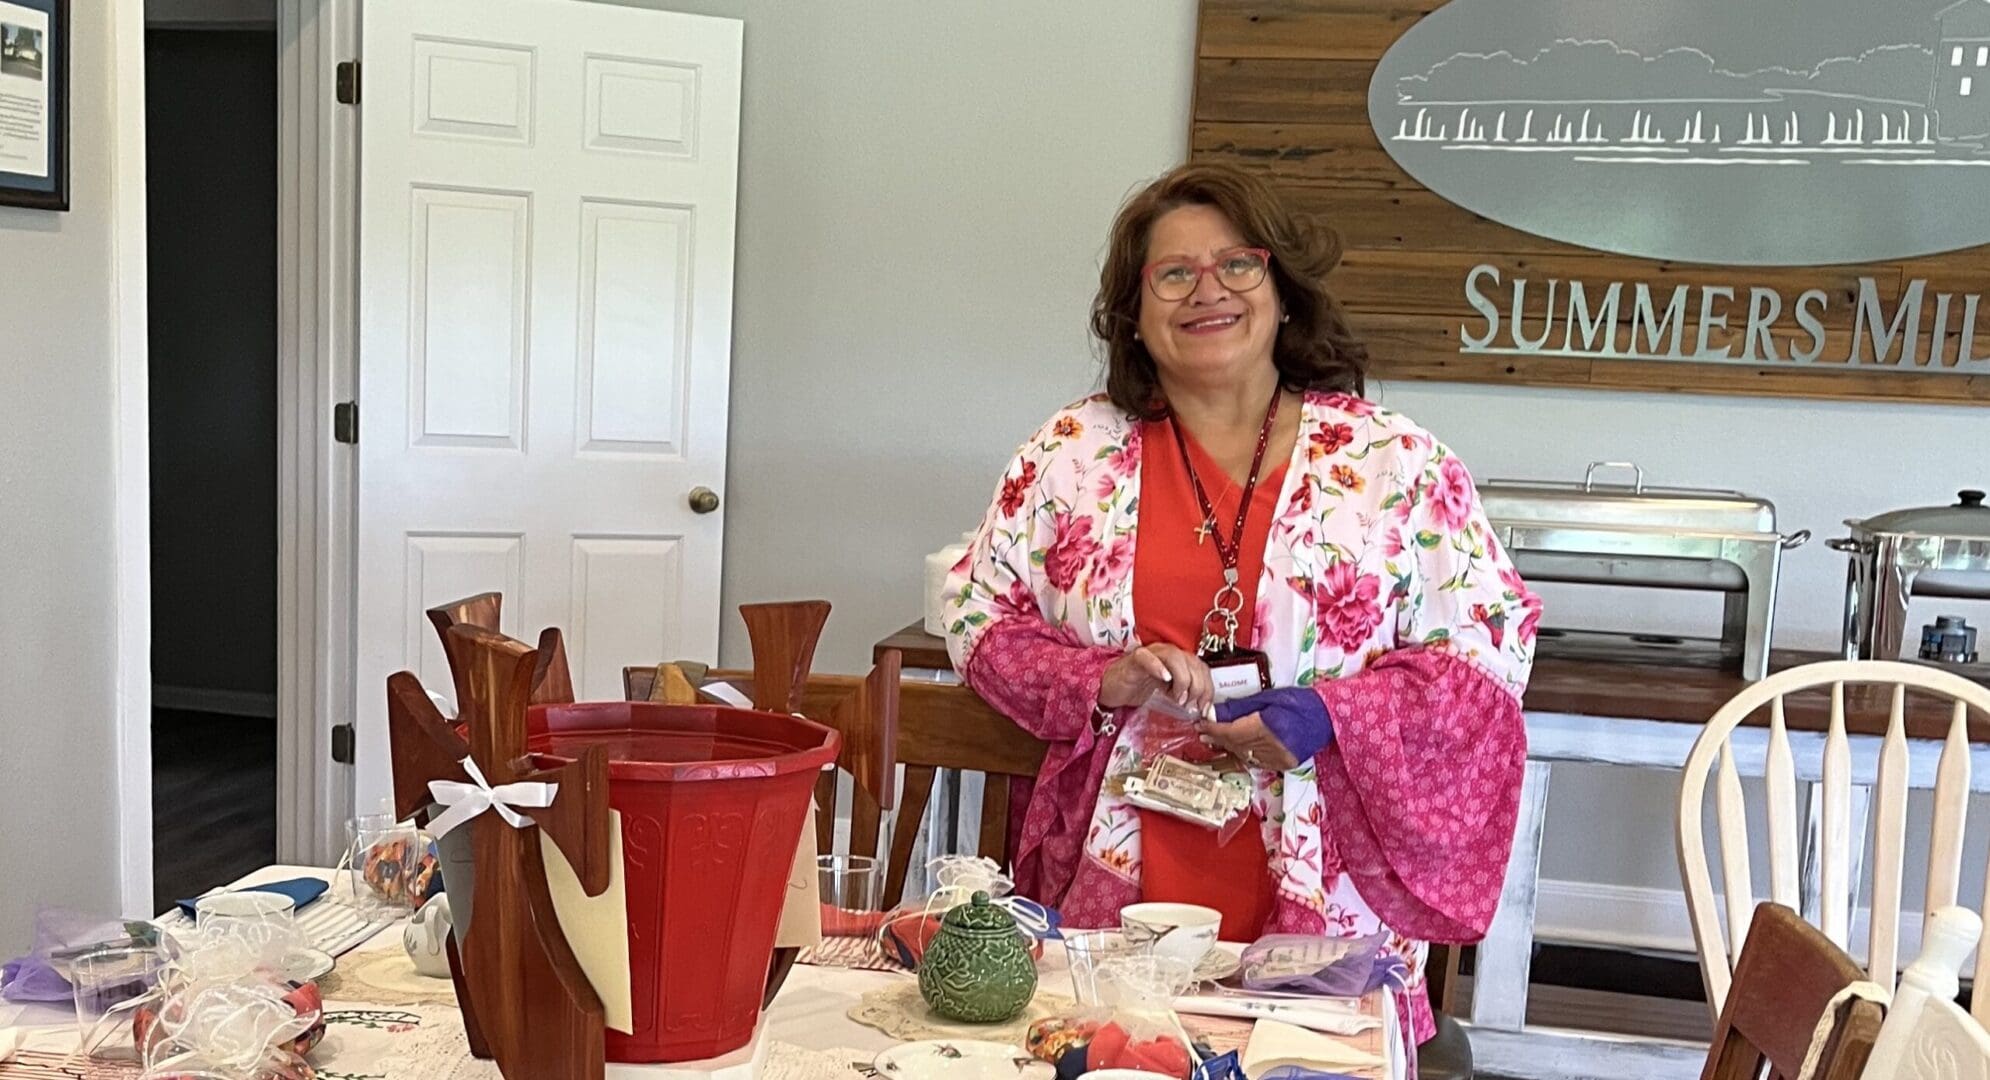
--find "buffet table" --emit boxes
[873,623,1990,1080]
[0,866,1403,1080]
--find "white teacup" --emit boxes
[1119,902,1220,969]
[402,894,454,979]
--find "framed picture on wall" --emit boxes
[0,0,67,211]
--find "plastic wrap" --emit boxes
[1083,955,1199,1079]
[1106,693,1252,844]
[1237,934,1407,999]
[877,856,1055,968]
[0,909,155,1003]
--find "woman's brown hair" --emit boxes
[1091,163,1368,418]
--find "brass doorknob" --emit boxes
[688,487,721,514]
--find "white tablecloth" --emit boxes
[0,865,1401,1079]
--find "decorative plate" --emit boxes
[1194,949,1241,983]
[282,947,336,983]
[871,1040,1052,1080]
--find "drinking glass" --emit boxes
[1064,929,1152,1006]
[817,854,884,935]
[71,944,162,1055]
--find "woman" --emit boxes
[942,163,1541,1062]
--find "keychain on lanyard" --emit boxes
[1169,388,1279,702]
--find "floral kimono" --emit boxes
[943,390,1541,1060]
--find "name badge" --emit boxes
[1204,649,1271,703]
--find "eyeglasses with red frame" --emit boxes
[1141,246,1272,302]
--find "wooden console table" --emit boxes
[872,623,1990,1080]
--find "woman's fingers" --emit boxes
[1151,646,1199,706]
[1196,714,1300,772]
[1133,647,1173,685]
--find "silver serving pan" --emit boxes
[1481,462,1808,681]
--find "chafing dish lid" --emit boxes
[1845,490,1990,540]
[1480,462,1778,534]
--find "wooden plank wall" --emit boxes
[1189,0,1990,404]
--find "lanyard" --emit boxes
[1168,387,1281,657]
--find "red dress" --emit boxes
[1129,418,1287,942]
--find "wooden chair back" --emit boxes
[1702,902,1883,1080]
[1679,660,1990,1018]
[425,592,575,709]
[1860,906,1990,1080]
[624,658,1041,904]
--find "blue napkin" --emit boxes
[176,877,329,919]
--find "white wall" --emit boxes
[0,3,151,953]
[595,0,1201,673]
[603,0,1990,949]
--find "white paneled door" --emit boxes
[354,0,742,810]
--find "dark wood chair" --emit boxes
[1700,902,1885,1080]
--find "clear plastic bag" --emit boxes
[1108,692,1252,843]
[876,856,1054,968]
[1238,933,1407,998]
[1085,954,1200,1079]
[0,908,156,1003]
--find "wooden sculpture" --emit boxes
[426,592,576,710]
[387,624,612,1080]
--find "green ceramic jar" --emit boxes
[917,891,1038,1023]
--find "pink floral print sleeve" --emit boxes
[944,391,1541,1064]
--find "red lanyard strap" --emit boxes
[1168,387,1281,573]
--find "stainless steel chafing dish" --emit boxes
[1832,490,1990,669]
[1479,462,1810,681]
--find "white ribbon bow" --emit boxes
[427,757,558,837]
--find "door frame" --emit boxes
[112,0,155,919]
[274,0,360,864]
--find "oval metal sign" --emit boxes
[1369,0,1990,266]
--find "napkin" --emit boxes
[176,877,329,919]
[1241,1018,1384,1075]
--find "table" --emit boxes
[873,623,1990,1080]
[0,865,1403,1080]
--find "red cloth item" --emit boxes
[1137,808,1276,942]
[1131,418,1289,654]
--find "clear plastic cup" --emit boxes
[1065,929,1153,1006]
[70,944,162,1052]
[817,854,884,933]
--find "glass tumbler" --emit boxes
[817,854,884,937]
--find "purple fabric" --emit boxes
[1213,686,1335,763]
[0,956,73,1003]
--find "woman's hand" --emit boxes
[1097,644,1213,713]
[1196,687,1334,772]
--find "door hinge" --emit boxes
[335,60,361,105]
[331,723,356,765]
[333,401,359,444]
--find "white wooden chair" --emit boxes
[1860,905,1990,1080]
[1678,659,1990,1019]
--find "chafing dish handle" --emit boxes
[1781,530,1812,549]
[1827,537,1871,553]
[1583,461,1645,493]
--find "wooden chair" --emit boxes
[1702,902,1885,1080]
[426,592,575,709]
[1679,660,1990,1019]
[1860,906,1990,1080]
[622,602,903,874]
